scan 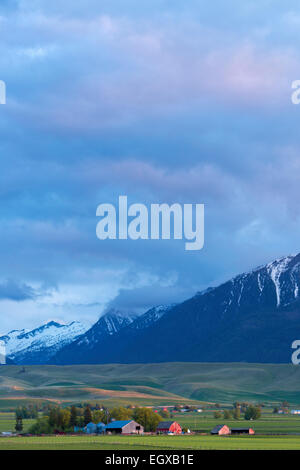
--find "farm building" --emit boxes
[156,421,182,434]
[211,424,230,435]
[231,428,255,435]
[96,422,106,434]
[291,410,300,415]
[84,422,97,434]
[105,420,143,434]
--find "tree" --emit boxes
[159,409,170,419]
[110,406,132,421]
[70,406,78,428]
[132,408,162,432]
[61,409,71,430]
[29,417,51,435]
[214,411,222,419]
[223,410,232,419]
[84,405,93,425]
[15,412,23,433]
[244,405,261,421]
[93,410,105,424]
[49,407,59,428]
[233,408,240,420]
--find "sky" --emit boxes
[1,0,300,332]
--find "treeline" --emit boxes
[213,403,262,420]
[16,405,39,419]
[28,404,163,434]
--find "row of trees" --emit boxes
[214,405,261,420]
[27,404,163,434]
[16,405,39,419]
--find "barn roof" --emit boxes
[105,420,132,429]
[156,421,177,429]
[211,424,227,433]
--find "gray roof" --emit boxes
[156,421,176,429]
[211,424,227,433]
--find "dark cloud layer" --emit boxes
[0,280,36,302]
[1,1,300,330]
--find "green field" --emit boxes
[1,434,300,450]
[1,409,300,435]
[0,412,33,433]
[176,411,300,433]
[1,363,300,449]
[1,363,300,409]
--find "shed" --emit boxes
[84,422,97,434]
[211,424,230,435]
[105,420,143,434]
[96,422,106,434]
[156,421,182,434]
[231,428,255,435]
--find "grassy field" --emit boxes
[1,363,300,409]
[176,411,300,433]
[0,363,300,449]
[2,411,300,435]
[1,410,300,435]
[0,412,33,433]
[1,434,300,450]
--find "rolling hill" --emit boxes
[1,363,300,407]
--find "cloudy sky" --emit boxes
[1,0,300,332]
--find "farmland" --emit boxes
[1,434,300,450]
[1,363,300,449]
[1,362,300,409]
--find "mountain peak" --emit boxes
[0,320,88,365]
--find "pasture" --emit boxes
[1,434,300,450]
[1,363,300,408]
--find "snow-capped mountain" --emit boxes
[52,309,138,364]
[0,321,88,364]
[54,253,300,365]
[75,309,137,349]
[129,305,175,330]
[52,305,174,364]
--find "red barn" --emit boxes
[211,424,230,435]
[156,421,182,434]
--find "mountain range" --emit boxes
[0,321,88,364]
[3,253,300,365]
[52,253,300,365]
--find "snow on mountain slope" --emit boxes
[130,305,175,330]
[70,309,137,349]
[55,252,300,365]
[51,305,173,364]
[0,321,88,364]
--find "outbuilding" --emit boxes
[105,420,143,435]
[156,421,182,434]
[84,422,97,434]
[96,422,106,434]
[211,424,230,435]
[231,428,255,435]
